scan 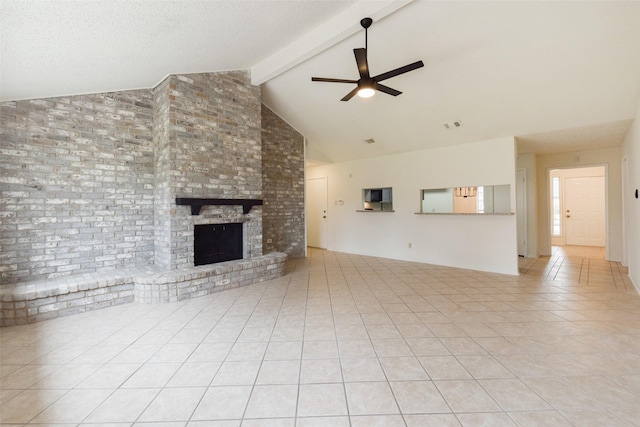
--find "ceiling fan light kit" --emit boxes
[311,17,424,101]
[358,86,375,98]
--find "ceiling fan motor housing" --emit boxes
[311,17,424,101]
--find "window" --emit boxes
[551,176,561,236]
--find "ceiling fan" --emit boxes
[311,17,424,101]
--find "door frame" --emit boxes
[516,168,527,257]
[621,157,628,266]
[547,164,609,257]
[306,176,328,249]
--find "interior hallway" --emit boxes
[1,248,638,426]
[518,245,632,291]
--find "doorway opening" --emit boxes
[549,166,606,254]
[306,177,328,249]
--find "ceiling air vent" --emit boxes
[444,121,463,129]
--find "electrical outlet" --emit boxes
[266,238,272,244]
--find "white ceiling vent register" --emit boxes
[444,121,463,129]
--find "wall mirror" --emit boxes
[420,185,511,214]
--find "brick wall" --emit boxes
[0,92,155,284]
[261,105,305,257]
[157,71,263,270]
[0,70,301,287]
[153,77,173,270]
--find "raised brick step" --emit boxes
[0,253,286,326]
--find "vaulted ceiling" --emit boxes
[3,1,640,164]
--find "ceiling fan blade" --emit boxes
[312,77,358,83]
[340,86,360,102]
[372,60,424,82]
[354,48,370,79]
[374,83,402,97]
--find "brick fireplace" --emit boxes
[153,72,265,271]
[0,70,305,325]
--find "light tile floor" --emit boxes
[1,247,638,426]
[518,245,632,291]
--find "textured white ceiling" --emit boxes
[0,0,355,100]
[2,0,640,162]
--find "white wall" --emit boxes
[622,101,640,290]
[306,136,519,275]
[536,147,623,260]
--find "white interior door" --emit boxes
[565,176,605,246]
[307,177,328,249]
[516,169,527,257]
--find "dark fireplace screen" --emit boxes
[194,223,243,266]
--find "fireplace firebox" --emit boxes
[194,223,243,266]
